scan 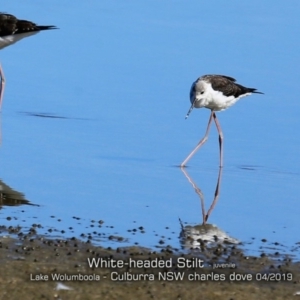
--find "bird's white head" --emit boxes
[185,79,207,119]
[191,80,207,106]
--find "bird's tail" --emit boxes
[249,88,264,94]
[36,25,58,31]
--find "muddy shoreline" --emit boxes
[0,225,299,300]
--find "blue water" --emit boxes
[0,1,299,259]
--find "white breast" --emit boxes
[194,81,251,111]
[0,32,38,50]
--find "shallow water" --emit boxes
[0,1,299,259]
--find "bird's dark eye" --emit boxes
[200,91,204,94]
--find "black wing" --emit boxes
[205,75,263,97]
[0,13,57,37]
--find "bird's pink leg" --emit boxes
[212,112,224,167]
[181,111,214,167]
[0,64,5,110]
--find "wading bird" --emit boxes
[181,75,263,167]
[0,13,57,109]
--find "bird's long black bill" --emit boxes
[185,103,194,119]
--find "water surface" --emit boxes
[0,1,299,259]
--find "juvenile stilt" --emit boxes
[0,13,57,109]
[181,75,263,167]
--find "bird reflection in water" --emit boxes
[179,167,239,249]
[0,179,37,209]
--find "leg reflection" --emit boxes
[180,166,223,224]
